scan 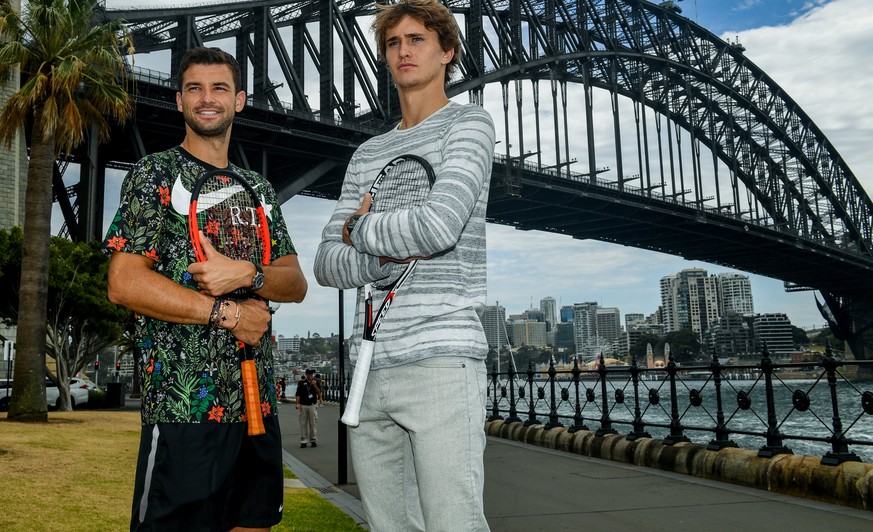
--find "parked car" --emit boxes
[70,377,100,392]
[47,378,90,409]
[0,378,89,411]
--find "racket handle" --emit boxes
[241,358,266,436]
[341,339,375,427]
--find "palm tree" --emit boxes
[0,0,133,421]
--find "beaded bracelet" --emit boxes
[208,298,224,328]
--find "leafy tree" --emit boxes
[629,333,662,359]
[661,329,702,364]
[0,0,133,421]
[791,325,810,348]
[811,327,845,352]
[0,228,130,410]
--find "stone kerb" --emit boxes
[485,419,873,511]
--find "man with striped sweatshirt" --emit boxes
[313,1,495,529]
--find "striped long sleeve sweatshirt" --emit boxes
[313,102,496,369]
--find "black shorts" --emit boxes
[130,415,283,531]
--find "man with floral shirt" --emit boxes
[105,47,307,531]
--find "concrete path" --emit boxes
[275,401,873,531]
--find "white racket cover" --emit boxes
[341,338,375,426]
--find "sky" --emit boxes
[94,0,873,338]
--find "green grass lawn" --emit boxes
[0,410,363,531]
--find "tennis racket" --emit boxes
[188,168,271,436]
[341,154,435,427]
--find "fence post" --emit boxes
[707,349,737,450]
[568,357,589,433]
[487,361,503,422]
[758,344,793,458]
[663,352,689,445]
[523,360,539,426]
[627,354,650,441]
[545,357,563,429]
[595,354,617,437]
[820,342,861,465]
[506,355,522,424]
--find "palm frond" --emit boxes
[0,0,133,154]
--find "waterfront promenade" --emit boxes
[276,401,873,531]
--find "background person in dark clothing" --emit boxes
[295,369,321,447]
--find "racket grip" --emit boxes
[341,339,375,427]
[241,359,266,436]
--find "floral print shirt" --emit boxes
[104,146,296,425]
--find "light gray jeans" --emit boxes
[349,356,490,532]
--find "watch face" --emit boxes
[347,214,362,233]
[252,265,265,291]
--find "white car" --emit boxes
[0,378,89,410]
[48,378,90,409]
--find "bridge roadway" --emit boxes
[276,402,873,531]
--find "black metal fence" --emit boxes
[486,345,873,465]
[317,345,873,465]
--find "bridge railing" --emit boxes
[483,344,873,465]
[491,152,797,236]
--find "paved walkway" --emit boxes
[276,401,873,532]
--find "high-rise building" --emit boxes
[512,320,548,347]
[705,312,755,358]
[661,268,719,337]
[560,305,574,323]
[0,3,26,354]
[0,2,26,233]
[276,335,302,353]
[596,307,622,343]
[572,302,598,353]
[625,313,645,330]
[480,305,510,349]
[540,297,557,331]
[717,272,754,316]
[753,313,794,355]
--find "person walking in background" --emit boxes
[313,0,495,529]
[295,369,321,447]
[105,46,308,531]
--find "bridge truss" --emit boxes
[52,0,872,348]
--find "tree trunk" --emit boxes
[8,110,55,422]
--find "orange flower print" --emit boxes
[208,405,225,422]
[261,401,271,416]
[205,219,220,236]
[146,359,155,373]
[158,186,171,206]
[106,235,128,251]
[145,249,159,261]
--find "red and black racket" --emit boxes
[341,154,435,426]
[188,168,271,436]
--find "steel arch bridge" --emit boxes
[57,0,872,351]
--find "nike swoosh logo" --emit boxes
[170,174,273,220]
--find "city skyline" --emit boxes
[83,1,873,338]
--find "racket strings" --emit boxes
[196,176,266,265]
[370,160,433,290]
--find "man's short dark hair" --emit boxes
[177,47,243,93]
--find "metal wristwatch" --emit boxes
[251,263,265,292]
[346,214,363,235]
